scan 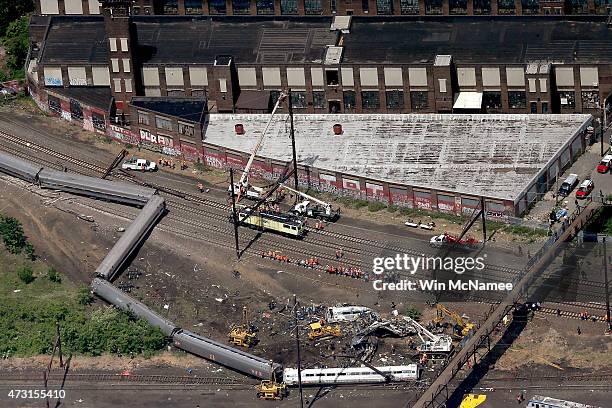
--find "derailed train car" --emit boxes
[91,277,281,380]
[95,195,166,281]
[91,278,177,336]
[38,168,155,206]
[0,151,43,183]
[283,365,420,386]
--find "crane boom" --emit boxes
[236,92,287,192]
[280,183,330,208]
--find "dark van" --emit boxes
[558,173,579,197]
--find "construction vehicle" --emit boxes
[460,394,487,408]
[430,233,479,248]
[228,306,257,348]
[403,315,453,355]
[280,183,340,221]
[433,304,476,337]
[228,92,287,202]
[256,372,287,400]
[308,321,342,341]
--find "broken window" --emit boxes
[400,0,419,14]
[156,116,175,131]
[325,70,339,86]
[410,91,428,110]
[376,0,393,14]
[569,0,588,13]
[386,90,404,109]
[178,122,195,137]
[185,0,203,13]
[290,91,306,108]
[281,0,298,14]
[559,91,576,109]
[256,0,274,13]
[362,0,369,12]
[473,0,491,14]
[343,91,356,110]
[425,0,442,14]
[209,0,227,14]
[498,0,515,14]
[48,95,61,113]
[313,91,326,109]
[232,0,251,14]
[361,91,380,109]
[449,0,467,14]
[138,111,150,125]
[92,112,105,131]
[70,99,83,120]
[521,0,539,14]
[581,91,600,109]
[483,91,502,111]
[163,0,179,14]
[508,91,526,109]
[305,0,323,14]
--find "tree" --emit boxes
[3,16,30,77]
[0,216,27,254]
[47,267,61,283]
[0,0,33,37]
[405,305,422,320]
[17,265,34,284]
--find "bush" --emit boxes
[0,216,27,254]
[77,285,93,305]
[387,204,399,213]
[47,267,61,283]
[367,201,387,212]
[353,200,369,209]
[24,242,35,260]
[194,162,206,172]
[2,16,30,78]
[17,265,34,284]
[405,305,422,320]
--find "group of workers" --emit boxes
[260,250,366,280]
[158,158,189,170]
[260,251,320,268]
[325,264,365,280]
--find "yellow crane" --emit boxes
[434,304,476,337]
[228,306,257,348]
[256,371,287,400]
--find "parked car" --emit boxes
[121,158,157,171]
[558,173,579,197]
[597,155,612,173]
[575,179,594,199]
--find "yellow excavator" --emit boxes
[256,371,287,400]
[228,306,257,348]
[460,394,486,408]
[308,321,342,341]
[433,304,476,337]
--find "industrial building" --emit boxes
[37,0,612,17]
[201,113,592,216]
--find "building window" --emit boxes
[425,0,443,14]
[361,91,380,109]
[209,0,227,14]
[530,102,537,113]
[449,0,467,14]
[138,111,150,125]
[163,0,179,14]
[326,70,339,86]
[178,122,195,137]
[376,0,393,14]
[156,116,175,131]
[508,91,526,109]
[483,91,502,110]
[313,91,326,109]
[256,0,274,13]
[521,0,539,14]
[92,112,105,130]
[410,91,428,110]
[400,0,419,13]
[290,91,306,108]
[473,0,491,14]
[185,0,203,14]
[281,0,298,14]
[232,0,251,14]
[558,91,576,109]
[498,0,515,14]
[167,89,185,97]
[191,89,206,97]
[70,99,83,120]
[386,90,404,109]
[542,102,548,113]
[270,90,283,107]
[362,0,369,12]
[48,95,61,113]
[331,0,337,13]
[581,91,600,109]
[343,91,356,110]
[568,0,588,13]
[305,0,323,14]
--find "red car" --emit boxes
[597,155,612,173]
[575,179,594,199]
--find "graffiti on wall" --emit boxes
[60,111,71,121]
[107,124,139,145]
[44,77,62,86]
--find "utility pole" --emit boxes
[604,236,611,332]
[287,88,299,193]
[480,196,487,244]
[229,168,240,259]
[293,294,304,408]
[56,322,63,368]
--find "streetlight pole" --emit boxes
[603,237,611,332]
[287,88,299,193]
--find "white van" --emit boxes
[325,306,375,323]
[558,173,579,197]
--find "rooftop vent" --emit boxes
[330,16,352,33]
